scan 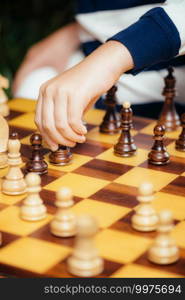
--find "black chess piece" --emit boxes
[175,113,185,152]
[148,124,170,165]
[99,85,120,134]
[114,102,137,157]
[159,67,180,132]
[25,133,48,175]
[49,145,72,165]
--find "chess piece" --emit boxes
[148,210,179,265]
[2,133,26,195]
[148,124,170,165]
[0,74,9,117]
[114,101,137,157]
[20,172,47,221]
[159,67,180,132]
[49,145,72,165]
[50,187,76,237]
[68,215,104,277]
[25,133,48,175]
[131,182,159,232]
[175,113,185,152]
[99,85,120,134]
[0,114,9,168]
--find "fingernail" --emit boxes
[82,126,87,134]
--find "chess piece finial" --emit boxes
[148,124,170,165]
[68,215,104,277]
[148,210,179,265]
[50,187,76,237]
[25,133,48,175]
[0,74,10,117]
[49,145,72,165]
[0,114,9,168]
[131,182,159,232]
[99,85,121,135]
[159,67,180,132]
[114,101,136,157]
[175,113,185,152]
[20,172,47,221]
[123,101,130,109]
[2,132,26,195]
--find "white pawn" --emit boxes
[2,133,26,195]
[50,187,76,237]
[20,172,47,221]
[148,210,179,265]
[0,74,9,117]
[0,114,9,169]
[131,182,159,232]
[68,215,104,277]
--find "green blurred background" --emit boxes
[0,0,74,96]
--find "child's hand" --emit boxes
[13,23,80,95]
[35,41,133,150]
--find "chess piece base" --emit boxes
[114,143,137,157]
[50,219,77,237]
[148,150,170,165]
[26,161,48,175]
[49,148,72,166]
[68,257,104,277]
[2,178,26,195]
[148,247,179,265]
[100,120,121,135]
[132,216,158,232]
[20,205,47,221]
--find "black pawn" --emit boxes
[99,85,120,134]
[114,102,137,157]
[148,124,170,165]
[49,145,72,165]
[26,133,48,175]
[175,113,185,152]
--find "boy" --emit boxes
[13,0,185,151]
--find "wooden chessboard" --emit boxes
[0,98,185,278]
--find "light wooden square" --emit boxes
[44,173,109,198]
[0,206,52,236]
[96,148,148,166]
[9,98,36,112]
[72,199,130,228]
[9,112,36,130]
[115,167,178,191]
[95,229,151,264]
[0,237,70,273]
[111,264,184,278]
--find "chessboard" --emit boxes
[0,98,185,278]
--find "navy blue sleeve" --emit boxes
[107,7,181,75]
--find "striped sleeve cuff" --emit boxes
[108,7,181,75]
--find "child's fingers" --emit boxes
[35,92,58,150]
[68,95,87,135]
[54,92,86,143]
[41,95,76,148]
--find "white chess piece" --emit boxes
[20,172,47,221]
[0,114,9,168]
[0,74,9,117]
[131,182,159,232]
[2,133,26,195]
[148,210,179,265]
[50,187,76,237]
[68,215,104,277]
